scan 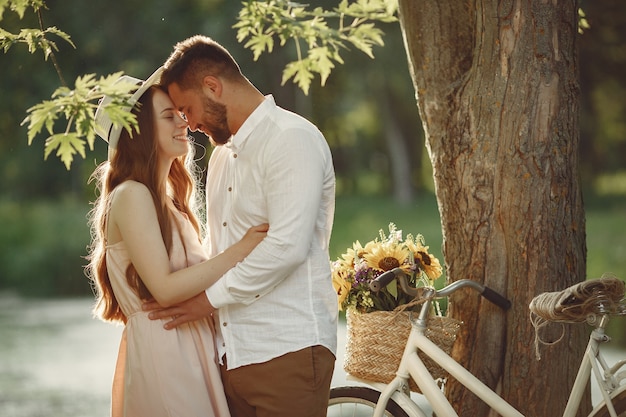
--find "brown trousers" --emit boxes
[220,345,335,417]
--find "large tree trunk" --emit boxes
[397,1,588,416]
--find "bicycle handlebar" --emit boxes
[369,268,404,292]
[370,267,511,310]
[481,286,512,310]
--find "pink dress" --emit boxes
[106,211,230,417]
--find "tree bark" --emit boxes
[397,1,588,415]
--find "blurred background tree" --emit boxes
[0,0,624,297]
[579,0,626,195]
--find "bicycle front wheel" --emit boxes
[328,386,410,417]
[589,386,626,417]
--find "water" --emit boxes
[0,295,367,417]
[0,294,122,417]
[0,294,622,417]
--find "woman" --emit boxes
[86,68,266,417]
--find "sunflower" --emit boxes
[331,266,352,310]
[404,236,443,280]
[330,223,442,312]
[363,240,412,273]
[339,240,366,269]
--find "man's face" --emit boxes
[167,82,231,146]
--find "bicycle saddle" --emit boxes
[529,276,626,323]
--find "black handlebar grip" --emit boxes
[481,287,512,310]
[370,268,403,292]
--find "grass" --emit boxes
[0,192,623,297]
[331,192,626,283]
[0,197,91,296]
[585,201,626,281]
[330,193,444,262]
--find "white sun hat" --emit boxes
[94,66,164,160]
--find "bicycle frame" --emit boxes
[369,301,623,417]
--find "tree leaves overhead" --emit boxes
[0,1,73,58]
[1,0,148,169]
[22,73,140,169]
[0,26,73,57]
[0,0,45,20]
[3,0,397,168]
[234,0,397,94]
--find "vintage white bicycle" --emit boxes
[327,268,626,417]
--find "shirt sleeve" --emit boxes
[206,126,333,308]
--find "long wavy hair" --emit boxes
[86,86,204,323]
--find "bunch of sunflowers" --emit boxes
[332,223,443,313]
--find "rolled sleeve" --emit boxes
[205,278,234,309]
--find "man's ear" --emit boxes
[202,75,222,98]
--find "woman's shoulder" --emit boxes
[111,180,153,209]
[114,180,150,195]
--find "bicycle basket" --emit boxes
[344,309,461,392]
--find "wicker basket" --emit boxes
[344,309,461,392]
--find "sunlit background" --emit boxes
[1,1,625,416]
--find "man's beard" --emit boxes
[201,96,231,145]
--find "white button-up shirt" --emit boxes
[204,95,337,370]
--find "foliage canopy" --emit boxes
[234,0,397,94]
[1,0,397,169]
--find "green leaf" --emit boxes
[309,46,336,86]
[387,280,398,299]
[243,33,274,61]
[0,26,74,58]
[22,99,58,143]
[349,24,385,58]
[0,0,9,19]
[23,72,139,169]
[3,0,29,19]
[282,59,314,95]
[44,132,86,170]
[46,26,75,49]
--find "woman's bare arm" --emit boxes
[110,181,267,306]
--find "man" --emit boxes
[146,35,337,417]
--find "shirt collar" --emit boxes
[227,95,276,152]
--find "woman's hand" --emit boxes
[238,223,268,256]
[143,293,215,329]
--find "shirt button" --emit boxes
[233,154,238,158]
[222,322,227,327]
[222,342,226,347]
[222,222,227,227]
[255,294,260,298]
[227,186,232,192]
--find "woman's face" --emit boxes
[152,89,190,160]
